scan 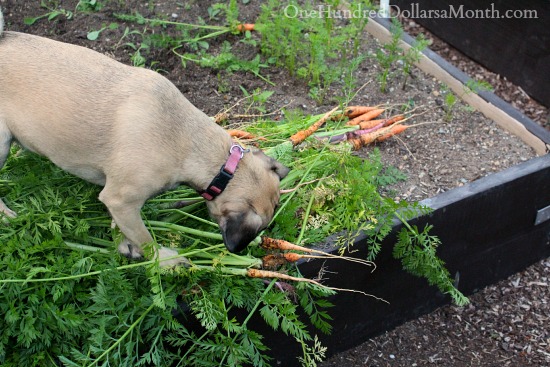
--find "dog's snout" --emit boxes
[219,211,263,253]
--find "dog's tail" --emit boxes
[0,7,4,37]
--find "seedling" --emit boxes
[441,79,493,121]
[86,22,118,41]
[24,1,73,25]
[464,79,494,95]
[402,34,431,90]
[375,18,403,93]
[75,0,103,12]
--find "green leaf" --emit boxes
[87,30,101,41]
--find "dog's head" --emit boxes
[205,148,289,253]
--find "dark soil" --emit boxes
[1,1,548,366]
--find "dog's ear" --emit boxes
[252,149,290,180]
[220,211,262,253]
[270,158,290,180]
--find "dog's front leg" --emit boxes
[0,122,17,219]
[99,185,183,267]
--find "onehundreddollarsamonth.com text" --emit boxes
[284,3,539,20]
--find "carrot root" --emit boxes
[348,123,410,150]
[227,129,266,141]
[342,105,381,119]
[346,108,385,126]
[247,268,388,302]
[236,23,255,32]
[375,124,409,142]
[350,122,384,138]
[290,107,339,146]
[260,237,375,268]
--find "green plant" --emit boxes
[86,22,118,41]
[175,41,273,85]
[401,34,431,90]
[441,79,493,121]
[238,87,275,114]
[393,220,469,305]
[464,79,494,95]
[0,147,334,366]
[442,86,458,121]
[23,1,73,25]
[257,0,366,103]
[375,17,403,93]
[345,1,375,58]
[75,0,104,12]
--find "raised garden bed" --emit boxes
[261,17,550,366]
[1,1,549,366]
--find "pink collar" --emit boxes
[200,144,248,201]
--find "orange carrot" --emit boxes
[236,23,255,32]
[247,268,385,299]
[356,115,404,130]
[260,236,308,252]
[346,108,385,126]
[262,253,319,269]
[262,252,311,269]
[247,268,329,287]
[358,119,384,130]
[382,114,405,127]
[343,106,380,119]
[260,236,375,267]
[347,132,379,150]
[282,252,302,263]
[227,129,266,141]
[262,254,287,269]
[348,124,408,150]
[290,107,338,146]
[375,124,408,142]
[330,106,381,121]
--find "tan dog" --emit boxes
[0,9,288,265]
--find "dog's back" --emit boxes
[0,21,208,184]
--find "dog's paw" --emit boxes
[0,201,17,219]
[118,239,144,259]
[156,247,190,268]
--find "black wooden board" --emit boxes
[391,0,550,107]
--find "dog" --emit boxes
[0,9,289,265]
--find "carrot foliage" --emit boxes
[0,148,333,367]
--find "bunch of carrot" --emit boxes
[248,236,377,296]
[172,236,376,297]
[259,236,374,270]
[289,104,412,150]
